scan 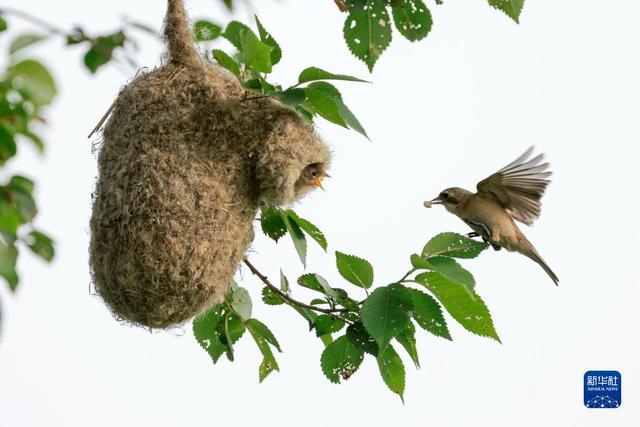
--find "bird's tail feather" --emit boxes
[524,247,559,286]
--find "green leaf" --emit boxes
[0,16,7,33]
[212,49,241,76]
[343,0,392,71]
[222,21,251,51]
[0,195,21,235]
[82,32,126,74]
[10,60,56,106]
[221,0,233,10]
[0,240,18,291]
[194,20,221,41]
[304,85,346,127]
[245,318,281,351]
[298,66,368,84]
[298,273,338,300]
[427,256,475,293]
[26,231,54,262]
[391,0,433,42]
[260,207,287,241]
[416,272,500,342]
[361,284,413,348]
[261,286,284,305]
[422,232,489,259]
[246,318,280,382]
[410,253,432,269]
[282,211,307,267]
[488,0,525,23]
[8,176,37,223]
[222,312,246,361]
[395,321,420,368]
[346,321,379,356]
[229,286,252,320]
[255,16,282,65]
[0,125,17,164]
[279,269,290,293]
[240,28,273,73]
[376,343,405,401]
[335,251,374,289]
[306,82,368,138]
[286,210,327,251]
[314,314,346,337]
[193,306,228,363]
[320,335,364,383]
[9,34,46,55]
[407,288,451,340]
[274,88,306,106]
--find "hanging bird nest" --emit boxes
[89,0,331,329]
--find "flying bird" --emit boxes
[426,147,559,285]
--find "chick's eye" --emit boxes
[441,192,448,199]
[311,171,318,177]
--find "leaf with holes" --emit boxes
[361,284,413,348]
[488,0,525,23]
[246,318,280,382]
[314,314,346,337]
[346,321,379,356]
[395,321,420,368]
[422,232,489,259]
[407,288,451,340]
[320,335,364,383]
[416,272,500,342]
[335,251,374,289]
[377,343,405,401]
[260,207,287,241]
[391,0,433,42]
[343,0,392,71]
[193,306,228,364]
[261,287,284,305]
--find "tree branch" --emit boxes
[242,258,352,315]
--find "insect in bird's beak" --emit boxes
[311,173,331,190]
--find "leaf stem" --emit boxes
[243,258,352,315]
[398,268,417,283]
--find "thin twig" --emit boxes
[242,258,351,315]
[0,7,69,36]
[88,95,121,138]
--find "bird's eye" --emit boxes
[311,170,318,177]
[441,192,449,200]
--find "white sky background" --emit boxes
[1,0,639,425]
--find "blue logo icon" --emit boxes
[584,370,621,408]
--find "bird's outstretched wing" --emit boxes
[476,146,552,225]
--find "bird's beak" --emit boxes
[429,196,443,205]
[311,173,330,191]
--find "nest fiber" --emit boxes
[89,0,331,328]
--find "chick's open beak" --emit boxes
[311,173,330,191]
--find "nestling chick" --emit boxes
[296,162,330,192]
[428,147,559,286]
